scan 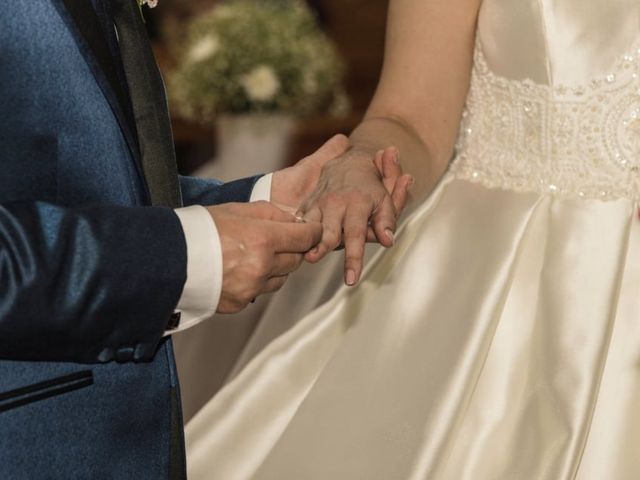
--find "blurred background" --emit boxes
[145,0,390,421]
[147,0,388,177]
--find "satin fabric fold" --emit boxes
[186,175,640,479]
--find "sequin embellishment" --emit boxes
[451,39,640,201]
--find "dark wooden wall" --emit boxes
[150,0,389,173]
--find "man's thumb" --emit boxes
[314,134,350,160]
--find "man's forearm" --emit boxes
[0,202,186,363]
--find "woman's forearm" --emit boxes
[345,0,480,211]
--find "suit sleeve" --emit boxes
[179,175,263,207]
[0,202,187,364]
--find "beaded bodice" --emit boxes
[451,1,640,201]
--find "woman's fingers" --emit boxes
[381,147,402,192]
[370,196,397,248]
[373,149,384,175]
[361,175,414,249]
[342,203,371,285]
[295,144,410,271]
[304,202,345,263]
[391,174,414,214]
[373,147,410,246]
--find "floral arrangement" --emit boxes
[168,0,348,122]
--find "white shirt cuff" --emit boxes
[167,205,222,335]
[166,175,274,335]
[250,173,273,202]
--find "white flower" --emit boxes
[139,0,158,8]
[240,65,280,102]
[188,35,220,63]
[303,71,318,94]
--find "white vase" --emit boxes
[195,114,295,181]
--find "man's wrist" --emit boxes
[168,206,222,334]
[167,173,273,335]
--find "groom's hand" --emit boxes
[269,134,351,214]
[207,202,322,314]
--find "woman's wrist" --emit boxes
[349,115,447,205]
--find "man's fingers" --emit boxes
[298,206,322,263]
[261,275,289,294]
[299,204,322,224]
[304,204,345,263]
[366,226,378,243]
[315,134,350,159]
[271,201,298,216]
[269,220,323,253]
[370,196,397,248]
[270,252,304,276]
[249,201,298,223]
[302,134,351,168]
[342,204,370,285]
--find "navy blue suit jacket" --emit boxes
[0,1,259,477]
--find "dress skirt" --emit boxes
[185,173,640,479]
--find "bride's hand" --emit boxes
[297,145,413,286]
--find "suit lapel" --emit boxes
[51,0,148,196]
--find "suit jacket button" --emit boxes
[134,343,151,362]
[98,348,114,363]
[115,347,135,363]
[166,311,181,331]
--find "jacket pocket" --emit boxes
[0,370,93,413]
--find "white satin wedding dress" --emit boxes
[186,1,640,478]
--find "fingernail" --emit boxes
[346,269,357,286]
[310,246,319,254]
[393,149,400,165]
[385,228,395,244]
[407,176,415,189]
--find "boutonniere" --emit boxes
[137,0,157,22]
